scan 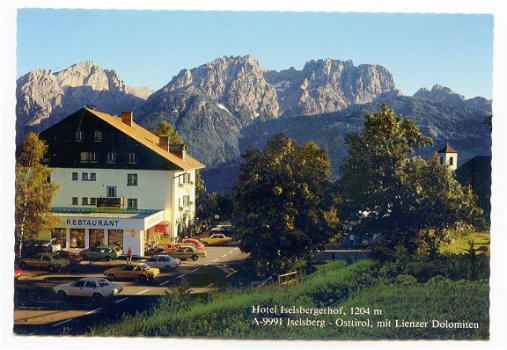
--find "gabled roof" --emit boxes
[438,145,458,154]
[85,108,205,170]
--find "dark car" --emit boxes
[18,252,70,271]
[55,250,83,270]
[80,246,122,261]
[22,239,62,257]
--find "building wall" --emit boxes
[50,167,196,240]
[171,169,197,238]
[439,153,458,171]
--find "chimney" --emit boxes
[121,111,133,127]
[159,135,170,152]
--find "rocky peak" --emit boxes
[161,55,279,117]
[413,84,466,105]
[266,58,396,116]
[16,62,152,142]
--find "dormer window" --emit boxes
[80,151,98,163]
[128,152,138,163]
[107,152,117,163]
[75,130,84,142]
[94,131,103,142]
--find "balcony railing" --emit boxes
[97,197,124,208]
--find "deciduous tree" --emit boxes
[233,134,340,272]
[339,104,483,259]
[15,132,59,256]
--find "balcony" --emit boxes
[97,197,124,208]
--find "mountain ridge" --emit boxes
[15,56,492,192]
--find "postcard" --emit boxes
[2,1,505,349]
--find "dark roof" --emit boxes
[438,145,458,154]
[85,108,204,170]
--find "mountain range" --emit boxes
[16,56,492,192]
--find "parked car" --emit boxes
[104,263,160,283]
[22,239,62,256]
[55,250,83,270]
[164,245,206,261]
[18,252,70,271]
[80,245,122,261]
[53,277,123,302]
[55,250,83,263]
[162,244,179,252]
[146,255,181,271]
[181,238,206,251]
[14,265,22,280]
[200,233,234,246]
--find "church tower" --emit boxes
[438,144,458,171]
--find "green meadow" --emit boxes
[90,249,489,340]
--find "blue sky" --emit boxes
[17,9,493,99]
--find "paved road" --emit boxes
[14,246,249,332]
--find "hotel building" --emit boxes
[38,107,205,256]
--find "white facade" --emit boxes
[45,167,197,255]
[438,151,458,171]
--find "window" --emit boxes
[90,173,96,181]
[127,173,138,186]
[182,173,191,184]
[72,172,78,181]
[89,229,104,247]
[183,195,190,206]
[107,186,117,198]
[82,172,89,181]
[85,281,97,288]
[82,197,89,205]
[128,152,137,163]
[70,229,85,248]
[80,152,89,162]
[449,157,454,166]
[94,131,103,142]
[440,157,444,165]
[127,198,138,209]
[107,152,116,163]
[108,230,123,249]
[81,152,98,162]
[52,228,66,249]
[75,130,84,142]
[72,197,78,205]
[90,197,97,206]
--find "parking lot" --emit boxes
[14,246,249,331]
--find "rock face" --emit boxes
[148,56,396,121]
[16,56,492,194]
[413,84,491,110]
[161,55,279,118]
[265,59,397,116]
[16,61,152,142]
[136,56,397,167]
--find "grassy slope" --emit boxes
[90,259,489,339]
[439,231,490,255]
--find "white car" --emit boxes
[53,277,123,302]
[146,255,181,270]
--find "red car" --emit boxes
[181,238,206,251]
[14,265,22,280]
